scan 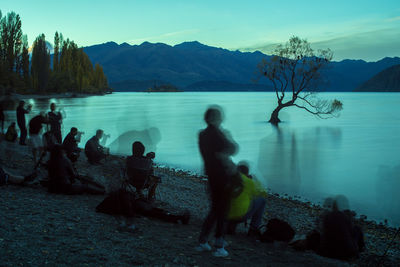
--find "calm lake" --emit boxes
[6,92,400,226]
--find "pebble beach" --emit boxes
[0,139,399,266]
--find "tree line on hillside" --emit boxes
[0,10,111,95]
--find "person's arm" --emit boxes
[217,128,238,155]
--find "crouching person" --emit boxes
[47,144,105,195]
[84,129,108,165]
[227,162,267,238]
[62,127,82,162]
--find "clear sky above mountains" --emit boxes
[2,0,399,61]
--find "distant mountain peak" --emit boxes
[174,41,211,49]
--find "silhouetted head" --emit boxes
[50,103,56,111]
[10,122,16,128]
[18,100,25,107]
[132,141,145,157]
[146,152,155,159]
[237,161,250,176]
[70,127,78,136]
[204,105,223,127]
[95,129,104,139]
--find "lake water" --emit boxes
[5,92,400,226]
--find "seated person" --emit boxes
[126,141,160,201]
[315,196,364,260]
[5,122,18,142]
[227,162,267,237]
[29,112,48,165]
[84,129,108,165]
[62,127,81,162]
[47,144,105,195]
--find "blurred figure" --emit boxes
[48,103,63,143]
[5,122,18,142]
[16,100,32,145]
[62,127,82,162]
[196,105,239,257]
[85,129,109,165]
[108,127,161,155]
[28,112,49,165]
[126,141,160,201]
[0,103,4,133]
[47,144,105,194]
[301,195,365,260]
[227,162,267,238]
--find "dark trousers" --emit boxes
[198,190,229,247]
[51,130,62,144]
[18,124,27,144]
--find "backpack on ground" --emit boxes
[260,218,296,243]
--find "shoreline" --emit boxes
[0,139,399,265]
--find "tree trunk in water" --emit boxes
[269,105,283,124]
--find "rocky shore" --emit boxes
[0,139,399,266]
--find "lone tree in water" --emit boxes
[258,36,343,124]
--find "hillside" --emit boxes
[83,41,400,92]
[355,64,400,92]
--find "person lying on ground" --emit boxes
[96,188,190,232]
[226,162,267,238]
[47,144,105,195]
[84,129,109,165]
[5,122,18,142]
[62,127,81,162]
[0,166,37,186]
[126,141,160,201]
[29,112,49,165]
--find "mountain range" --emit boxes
[83,41,400,92]
[355,64,400,92]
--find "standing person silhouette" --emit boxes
[16,100,31,145]
[196,105,239,257]
[48,103,63,144]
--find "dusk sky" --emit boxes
[2,0,400,62]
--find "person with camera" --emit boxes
[84,129,109,165]
[16,100,32,145]
[48,103,63,144]
[62,127,83,162]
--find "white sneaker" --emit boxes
[213,247,229,257]
[195,242,212,252]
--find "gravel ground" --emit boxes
[0,140,399,266]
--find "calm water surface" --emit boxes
[6,92,400,226]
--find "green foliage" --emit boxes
[0,9,111,96]
[50,36,110,94]
[0,10,29,94]
[31,34,50,93]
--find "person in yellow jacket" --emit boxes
[227,163,267,237]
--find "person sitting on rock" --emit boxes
[84,129,108,165]
[5,122,18,142]
[62,127,81,162]
[47,144,105,195]
[226,161,267,238]
[126,141,160,201]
